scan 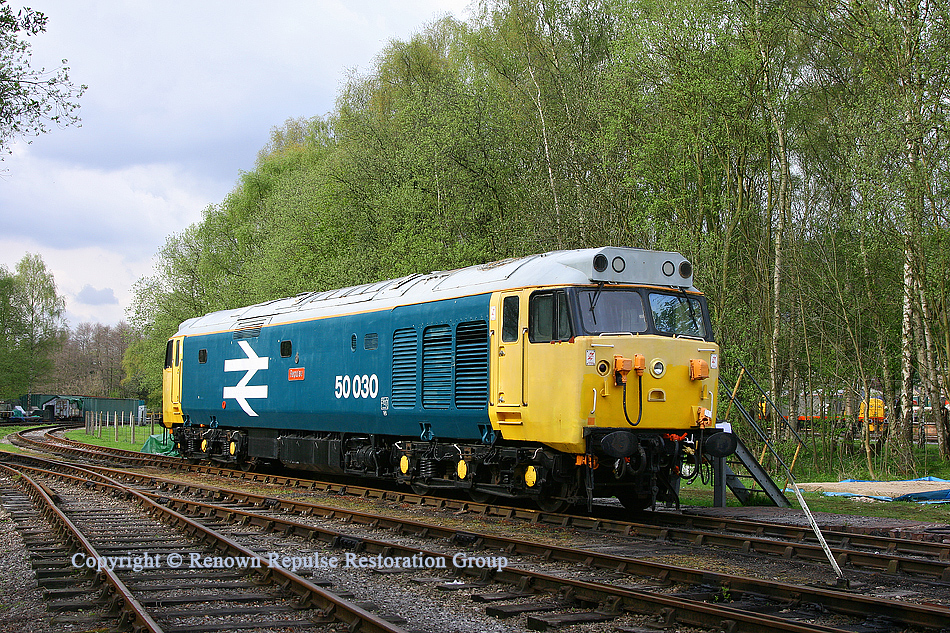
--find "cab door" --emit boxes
[493,293,525,409]
[162,336,185,427]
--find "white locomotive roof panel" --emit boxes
[176,247,696,336]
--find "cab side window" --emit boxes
[528,290,572,343]
[502,296,519,343]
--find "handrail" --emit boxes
[728,357,806,446]
[718,378,792,475]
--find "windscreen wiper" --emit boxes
[587,282,604,325]
[680,288,701,335]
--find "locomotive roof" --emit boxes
[176,247,696,336]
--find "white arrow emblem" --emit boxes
[223,340,269,416]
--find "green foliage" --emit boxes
[0,0,84,154]
[124,0,950,468]
[0,254,66,400]
[0,269,25,399]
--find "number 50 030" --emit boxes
[334,374,379,399]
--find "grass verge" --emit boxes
[0,425,45,454]
[63,425,167,453]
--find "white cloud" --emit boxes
[1,145,213,255]
[0,239,145,327]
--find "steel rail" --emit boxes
[20,466,842,633]
[642,509,950,562]
[148,492,948,632]
[11,428,185,468]
[57,457,950,581]
[0,462,165,633]
[15,431,950,575]
[43,430,184,464]
[6,456,948,632]
[1,460,408,633]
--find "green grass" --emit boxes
[785,441,950,482]
[0,423,167,454]
[0,425,48,454]
[4,424,946,524]
[64,424,167,453]
[734,429,950,482]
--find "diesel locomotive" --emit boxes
[162,247,727,511]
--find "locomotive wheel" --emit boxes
[535,484,570,513]
[238,458,257,472]
[616,493,653,511]
[410,482,432,496]
[467,489,494,503]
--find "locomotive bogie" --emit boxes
[163,247,724,510]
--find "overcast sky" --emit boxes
[0,0,472,327]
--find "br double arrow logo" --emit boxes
[223,341,269,416]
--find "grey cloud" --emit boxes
[75,285,118,305]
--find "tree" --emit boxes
[0,265,26,399]
[14,252,65,399]
[50,321,134,397]
[125,0,950,473]
[0,0,84,154]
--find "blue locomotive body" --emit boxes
[177,293,492,441]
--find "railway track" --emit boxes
[14,426,950,582]
[11,424,186,468]
[0,460,409,633]
[3,452,949,632]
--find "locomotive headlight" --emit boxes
[651,359,666,378]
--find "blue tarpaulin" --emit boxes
[893,487,950,503]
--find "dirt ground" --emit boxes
[794,479,950,498]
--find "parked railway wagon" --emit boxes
[162,247,731,511]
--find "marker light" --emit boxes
[689,359,709,381]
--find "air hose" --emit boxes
[623,373,643,427]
